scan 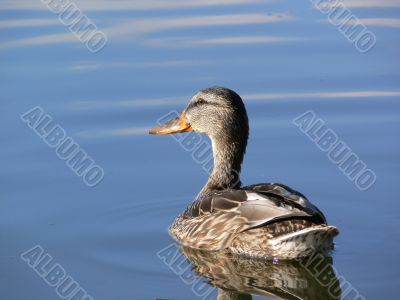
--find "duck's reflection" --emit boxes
[180,246,342,300]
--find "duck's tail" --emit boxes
[267,225,339,259]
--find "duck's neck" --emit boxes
[199,135,247,196]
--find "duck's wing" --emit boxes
[184,182,326,225]
[243,183,327,224]
[171,183,326,250]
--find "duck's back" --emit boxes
[169,183,338,259]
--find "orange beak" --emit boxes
[149,111,193,135]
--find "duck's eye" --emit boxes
[195,98,206,106]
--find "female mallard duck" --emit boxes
[150,87,338,259]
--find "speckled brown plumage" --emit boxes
[169,183,339,259]
[151,87,339,259]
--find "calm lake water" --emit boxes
[1,1,399,299]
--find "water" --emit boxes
[1,1,400,299]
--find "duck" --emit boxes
[149,86,338,259]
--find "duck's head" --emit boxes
[149,86,248,140]
[149,86,249,192]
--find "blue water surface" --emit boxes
[1,1,399,299]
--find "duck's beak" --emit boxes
[149,111,193,135]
